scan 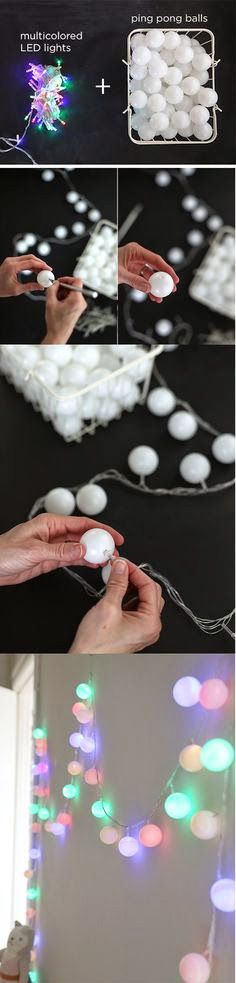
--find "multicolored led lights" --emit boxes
[26,63,71,132]
[27,672,234,983]
[26,727,50,983]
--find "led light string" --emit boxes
[0,62,72,164]
[27,666,234,983]
[25,725,49,983]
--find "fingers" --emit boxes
[15,255,53,271]
[104,558,129,606]
[126,561,163,615]
[141,248,179,285]
[122,269,150,293]
[31,513,124,549]
[37,540,87,568]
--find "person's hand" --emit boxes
[70,558,164,654]
[0,255,53,298]
[0,515,124,586]
[43,277,87,344]
[118,242,179,303]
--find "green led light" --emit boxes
[201,738,235,772]
[38,806,50,821]
[27,887,40,901]
[62,783,79,800]
[91,799,112,820]
[76,682,93,701]
[29,972,39,983]
[164,792,192,819]
[33,727,46,740]
[30,803,39,815]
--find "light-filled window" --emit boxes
[0,655,34,946]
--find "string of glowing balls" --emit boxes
[25,727,50,983]
[28,673,235,983]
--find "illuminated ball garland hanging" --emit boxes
[27,668,234,983]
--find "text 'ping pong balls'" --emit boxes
[37,270,55,288]
[149,271,174,298]
[80,528,115,565]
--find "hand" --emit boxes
[0,515,124,586]
[0,255,53,298]
[43,277,87,344]
[70,558,164,654]
[118,242,179,303]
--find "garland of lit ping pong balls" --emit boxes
[28,672,235,983]
[25,728,50,983]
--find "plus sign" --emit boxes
[95,78,110,95]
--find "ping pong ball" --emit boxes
[168,411,197,440]
[212,434,235,464]
[44,487,75,515]
[128,445,159,476]
[179,745,203,772]
[100,826,119,845]
[76,484,108,516]
[190,811,219,840]
[179,952,210,983]
[139,824,162,847]
[147,387,176,416]
[199,678,228,710]
[80,528,115,564]
[210,878,235,912]
[37,270,55,288]
[101,562,112,584]
[148,271,174,297]
[180,453,211,484]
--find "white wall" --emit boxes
[37,654,234,983]
[0,686,17,947]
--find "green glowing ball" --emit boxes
[33,727,46,740]
[38,806,50,821]
[91,799,112,819]
[164,792,192,819]
[201,738,234,772]
[76,682,92,701]
[30,803,39,815]
[27,887,39,900]
[62,783,79,800]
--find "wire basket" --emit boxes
[74,219,118,299]
[0,345,163,443]
[189,225,235,319]
[127,28,218,145]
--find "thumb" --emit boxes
[105,559,129,606]
[40,541,86,566]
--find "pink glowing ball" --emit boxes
[199,678,228,710]
[139,823,163,847]
[84,767,103,785]
[179,952,210,983]
[67,760,83,776]
[31,823,41,833]
[72,701,93,724]
[100,826,119,845]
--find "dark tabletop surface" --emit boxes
[0,167,117,343]
[118,166,235,344]
[0,345,234,654]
